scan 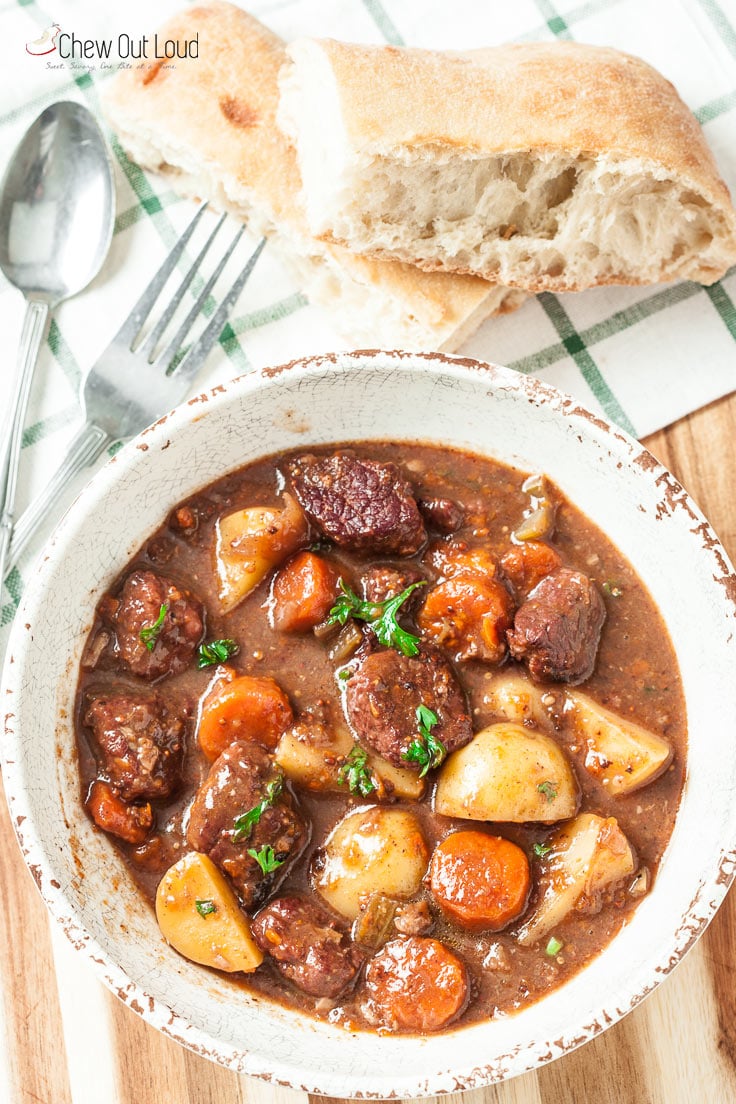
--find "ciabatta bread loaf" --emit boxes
[279,38,736,292]
[103,3,521,352]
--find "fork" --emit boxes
[6,203,265,571]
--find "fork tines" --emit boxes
[116,201,266,378]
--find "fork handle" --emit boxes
[7,421,111,571]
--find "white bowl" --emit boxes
[3,350,736,1096]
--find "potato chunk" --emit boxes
[155,852,263,973]
[516,813,636,945]
[434,722,578,823]
[276,721,425,801]
[215,493,308,612]
[568,691,673,795]
[482,672,558,729]
[313,808,429,920]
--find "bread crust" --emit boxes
[315,38,732,211]
[103,3,513,348]
[286,38,736,290]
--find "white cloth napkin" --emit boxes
[1,0,736,639]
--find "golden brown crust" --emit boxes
[106,4,295,228]
[316,38,733,213]
[293,38,736,289]
[103,3,508,343]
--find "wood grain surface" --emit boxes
[2,392,735,1104]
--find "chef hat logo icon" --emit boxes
[26,23,61,56]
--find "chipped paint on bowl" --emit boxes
[3,350,736,1097]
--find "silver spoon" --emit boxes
[0,101,114,591]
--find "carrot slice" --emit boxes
[271,551,340,633]
[500,540,562,599]
[86,780,152,845]
[429,830,530,931]
[198,675,293,760]
[364,936,468,1032]
[418,574,514,663]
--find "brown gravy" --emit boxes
[74,442,686,1031]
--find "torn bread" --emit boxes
[278,38,736,292]
[103,3,522,351]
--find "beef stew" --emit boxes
[74,443,685,1033]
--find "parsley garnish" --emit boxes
[337,746,376,797]
[196,638,239,668]
[139,603,168,651]
[232,775,284,842]
[545,936,563,956]
[533,842,552,858]
[602,581,623,598]
[195,899,217,918]
[248,845,285,876]
[327,579,426,657]
[402,704,446,777]
[537,780,557,804]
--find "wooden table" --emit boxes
[2,392,735,1104]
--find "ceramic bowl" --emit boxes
[3,350,736,1097]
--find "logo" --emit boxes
[23,23,198,71]
[26,23,61,56]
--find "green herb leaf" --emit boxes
[195,899,217,918]
[402,705,446,778]
[545,936,563,956]
[416,704,439,734]
[327,579,426,657]
[337,668,351,682]
[248,844,285,876]
[232,774,284,842]
[139,603,168,651]
[196,638,239,669]
[533,842,551,858]
[337,746,376,797]
[602,581,623,598]
[537,780,557,804]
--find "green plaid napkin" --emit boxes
[1,0,736,636]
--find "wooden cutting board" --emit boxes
[2,392,735,1104]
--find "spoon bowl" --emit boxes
[0,100,114,303]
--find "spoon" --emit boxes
[0,101,115,592]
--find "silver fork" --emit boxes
[7,203,265,570]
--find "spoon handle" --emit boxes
[0,299,49,592]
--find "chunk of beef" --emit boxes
[345,646,472,768]
[252,896,364,998]
[418,497,464,534]
[187,742,307,910]
[85,692,186,801]
[108,569,204,680]
[361,564,425,608]
[507,568,606,684]
[394,899,434,936]
[288,453,426,556]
